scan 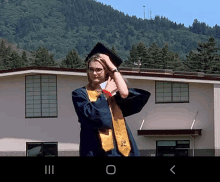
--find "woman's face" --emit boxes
[89,60,107,84]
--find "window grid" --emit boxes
[155,81,189,104]
[26,142,58,157]
[156,140,190,156]
[25,74,57,118]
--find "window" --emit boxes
[26,142,58,157]
[155,81,189,103]
[25,74,57,118]
[156,140,190,157]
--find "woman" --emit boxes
[72,53,151,157]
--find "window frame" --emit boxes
[25,74,58,118]
[26,142,58,157]
[156,140,190,157]
[155,81,189,104]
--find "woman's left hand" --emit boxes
[99,54,116,72]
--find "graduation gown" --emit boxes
[72,86,151,157]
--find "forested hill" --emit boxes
[0,0,220,70]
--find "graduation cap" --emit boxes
[85,42,122,68]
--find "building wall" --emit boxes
[0,73,83,156]
[214,84,220,156]
[0,73,215,156]
[126,79,214,156]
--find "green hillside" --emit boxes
[0,0,220,74]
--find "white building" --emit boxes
[0,66,219,157]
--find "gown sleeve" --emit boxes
[113,88,151,117]
[72,89,113,130]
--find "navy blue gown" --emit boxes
[72,86,151,157]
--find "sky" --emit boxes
[96,0,220,28]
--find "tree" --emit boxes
[85,37,94,52]
[214,24,220,39]
[197,37,220,74]
[112,31,117,39]
[124,36,131,50]
[167,52,186,71]
[189,19,208,35]
[186,37,220,74]
[30,46,58,67]
[0,40,12,70]
[127,44,139,66]
[127,26,135,36]
[100,29,106,39]
[141,47,150,68]
[136,41,146,58]
[111,46,118,55]
[107,35,115,44]
[75,39,86,56]
[148,42,163,69]
[60,49,83,69]
[186,50,201,72]
[162,43,170,69]
[9,51,24,69]
[21,50,29,67]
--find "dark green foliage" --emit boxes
[185,37,220,74]
[60,49,83,69]
[0,40,11,70]
[127,44,139,66]
[0,0,220,74]
[111,46,118,55]
[30,46,58,67]
[0,39,30,70]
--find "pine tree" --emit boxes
[185,37,220,74]
[136,41,146,58]
[168,52,186,71]
[9,51,24,69]
[30,46,57,67]
[0,40,12,70]
[21,50,29,67]
[61,49,83,69]
[133,41,148,68]
[144,46,155,69]
[186,50,201,72]
[161,43,185,71]
[127,44,139,67]
[148,42,163,69]
[141,47,149,68]
[162,43,169,69]
[197,37,220,74]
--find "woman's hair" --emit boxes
[86,53,130,88]
[86,53,109,85]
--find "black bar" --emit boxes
[137,129,202,136]
[0,156,218,179]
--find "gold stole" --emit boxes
[86,84,131,157]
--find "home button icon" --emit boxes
[106,165,116,175]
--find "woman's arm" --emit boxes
[98,54,129,99]
[111,71,129,99]
[72,89,113,129]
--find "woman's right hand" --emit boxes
[105,76,118,94]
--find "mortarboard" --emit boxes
[85,42,122,68]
